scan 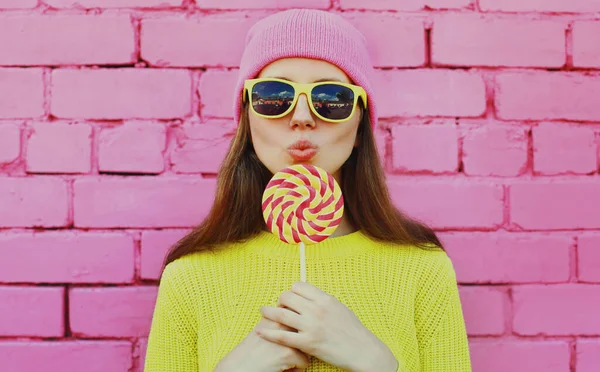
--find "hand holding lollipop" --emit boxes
[259,166,398,371]
[261,164,344,282]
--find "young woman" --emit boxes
[144,9,471,372]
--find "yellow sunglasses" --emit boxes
[243,78,367,123]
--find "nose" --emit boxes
[289,93,316,129]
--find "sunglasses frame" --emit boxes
[243,78,368,123]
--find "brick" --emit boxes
[496,72,600,121]
[440,232,571,283]
[479,0,600,13]
[0,123,20,164]
[459,287,506,335]
[0,286,64,337]
[198,70,238,118]
[510,180,600,230]
[70,287,157,337]
[196,0,329,9]
[141,15,256,68]
[469,340,570,372]
[0,15,134,66]
[98,122,166,174]
[339,0,419,11]
[426,0,472,8]
[0,177,68,227]
[0,341,132,372]
[170,120,234,174]
[577,339,600,372]
[26,122,92,174]
[135,339,148,372]
[432,15,565,68]
[391,125,458,173]
[0,0,37,8]
[532,123,597,175]
[573,21,600,68]
[388,179,503,229]
[374,70,486,118]
[578,235,600,282]
[74,177,217,228]
[0,68,44,119]
[462,125,528,176]
[140,229,190,280]
[340,0,471,10]
[341,0,423,10]
[44,0,184,7]
[513,284,600,335]
[51,69,192,120]
[0,232,134,283]
[346,15,426,67]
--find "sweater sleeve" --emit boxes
[414,250,472,372]
[144,260,199,371]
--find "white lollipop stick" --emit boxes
[300,242,306,282]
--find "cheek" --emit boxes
[249,116,287,171]
[335,117,360,147]
[250,119,281,149]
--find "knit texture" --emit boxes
[233,9,378,128]
[144,230,472,371]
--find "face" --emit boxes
[247,57,363,183]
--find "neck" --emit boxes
[251,228,371,259]
[330,214,356,237]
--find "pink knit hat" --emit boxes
[233,9,377,128]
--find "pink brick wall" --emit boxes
[0,1,599,371]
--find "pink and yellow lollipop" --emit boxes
[262,164,344,281]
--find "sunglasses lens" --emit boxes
[311,84,355,120]
[251,81,295,116]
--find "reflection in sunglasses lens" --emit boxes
[251,81,356,121]
[312,84,354,120]
[251,81,295,116]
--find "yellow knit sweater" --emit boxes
[144,230,472,371]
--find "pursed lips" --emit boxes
[288,139,318,161]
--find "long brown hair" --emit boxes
[162,101,443,276]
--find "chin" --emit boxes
[290,159,314,165]
[294,162,333,175]
[289,161,323,171]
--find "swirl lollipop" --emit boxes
[262,164,344,282]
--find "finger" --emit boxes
[260,316,296,332]
[290,281,329,301]
[260,306,305,331]
[255,328,305,350]
[277,291,313,315]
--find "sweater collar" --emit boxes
[245,229,376,259]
